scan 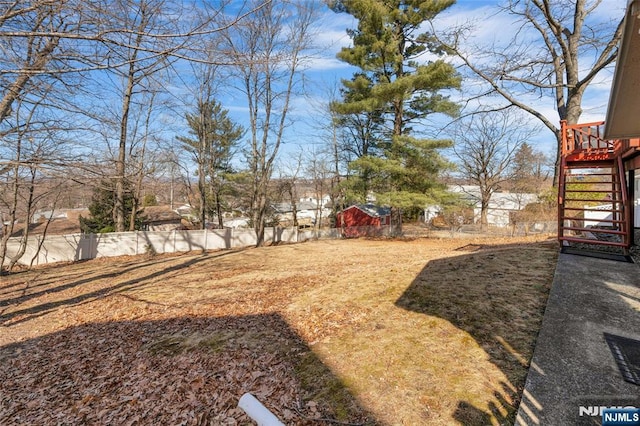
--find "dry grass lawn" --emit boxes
[0,234,558,425]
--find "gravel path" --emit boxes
[565,229,639,264]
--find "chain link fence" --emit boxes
[402,221,558,239]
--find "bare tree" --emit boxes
[304,147,333,229]
[436,0,623,183]
[451,109,538,230]
[0,0,285,272]
[0,94,75,272]
[275,151,304,228]
[0,1,171,236]
[219,0,318,246]
[301,85,349,222]
[0,1,68,124]
[96,0,177,232]
[0,0,274,132]
[127,90,161,231]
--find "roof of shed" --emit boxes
[141,206,182,222]
[341,204,391,218]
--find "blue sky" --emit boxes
[170,0,629,169]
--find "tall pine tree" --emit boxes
[330,0,461,229]
[177,100,244,229]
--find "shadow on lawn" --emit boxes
[395,240,558,424]
[0,313,375,425]
[0,249,244,327]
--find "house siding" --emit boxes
[336,206,382,228]
[336,205,391,228]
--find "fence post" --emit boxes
[230,227,234,248]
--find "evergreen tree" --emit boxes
[330,0,461,228]
[511,143,551,193]
[176,99,244,229]
[80,180,140,234]
[332,73,385,203]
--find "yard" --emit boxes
[0,235,557,425]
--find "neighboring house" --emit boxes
[423,205,442,223]
[223,217,250,229]
[481,192,539,227]
[32,208,89,224]
[272,200,330,227]
[299,193,332,209]
[9,208,89,236]
[140,206,184,231]
[32,209,66,223]
[174,204,198,223]
[335,204,391,231]
[424,186,538,227]
[11,217,83,237]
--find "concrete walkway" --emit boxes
[515,253,640,425]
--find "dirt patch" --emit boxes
[0,235,557,425]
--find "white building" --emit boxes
[426,185,538,227]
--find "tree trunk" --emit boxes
[390,207,402,237]
[198,162,206,230]
[115,7,148,232]
[115,60,136,233]
[215,190,224,229]
[552,130,562,187]
[292,201,298,228]
[480,188,491,231]
[129,174,142,231]
[480,205,488,232]
[129,95,153,231]
[253,188,267,247]
[0,141,22,273]
[7,166,37,272]
[0,36,60,125]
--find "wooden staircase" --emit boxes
[558,121,632,253]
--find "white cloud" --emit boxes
[227,1,627,161]
[303,8,357,73]
[304,55,353,72]
[430,0,625,150]
[311,10,356,51]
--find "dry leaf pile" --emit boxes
[0,234,557,425]
[0,315,352,425]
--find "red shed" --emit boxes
[335,204,391,236]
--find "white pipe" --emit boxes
[237,393,284,426]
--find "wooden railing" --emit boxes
[561,120,640,160]
[561,120,615,156]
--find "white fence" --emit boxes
[3,221,555,268]
[4,227,342,267]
